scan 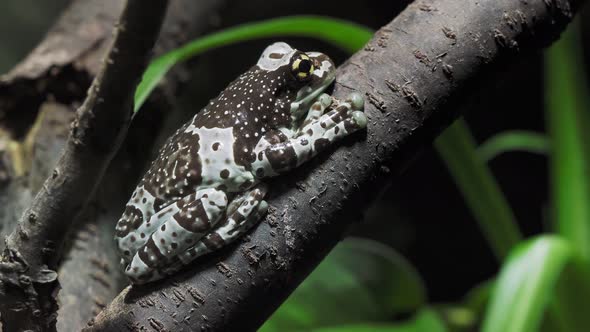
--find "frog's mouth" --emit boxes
[290,52,336,119]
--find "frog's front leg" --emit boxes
[253,92,367,176]
[125,188,228,283]
[299,93,332,128]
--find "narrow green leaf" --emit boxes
[304,308,448,332]
[434,305,478,332]
[435,119,522,260]
[477,131,549,162]
[462,279,494,315]
[433,280,494,331]
[545,19,590,261]
[482,235,590,332]
[134,16,373,111]
[543,257,590,332]
[259,238,426,332]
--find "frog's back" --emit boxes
[114,79,262,241]
[129,65,292,211]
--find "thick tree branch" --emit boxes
[84,0,582,331]
[0,0,169,330]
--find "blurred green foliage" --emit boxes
[482,236,590,332]
[295,309,448,332]
[435,119,522,260]
[477,131,549,162]
[545,20,590,261]
[260,238,427,332]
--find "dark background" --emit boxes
[0,0,557,303]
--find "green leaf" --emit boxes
[434,119,522,260]
[542,257,590,331]
[433,280,494,332]
[545,19,590,261]
[481,235,590,332]
[477,131,549,162]
[259,238,426,332]
[462,279,494,316]
[303,308,448,332]
[134,16,373,111]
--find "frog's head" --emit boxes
[256,42,336,122]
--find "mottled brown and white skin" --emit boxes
[114,42,367,284]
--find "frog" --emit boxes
[114,42,367,284]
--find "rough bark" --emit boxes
[0,0,227,256]
[53,2,228,331]
[0,0,170,330]
[0,0,229,330]
[0,0,224,138]
[84,0,582,331]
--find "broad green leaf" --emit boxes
[134,16,373,111]
[477,131,549,162]
[435,119,522,260]
[259,238,426,332]
[304,308,448,332]
[482,235,590,332]
[545,19,590,261]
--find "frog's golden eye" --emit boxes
[291,53,315,81]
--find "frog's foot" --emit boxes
[124,188,228,284]
[299,93,332,129]
[164,185,269,273]
[252,92,366,175]
[310,92,367,145]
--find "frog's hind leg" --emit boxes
[165,185,268,273]
[201,184,268,252]
[125,188,228,284]
[116,188,214,268]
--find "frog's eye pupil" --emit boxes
[299,59,312,73]
[291,54,315,81]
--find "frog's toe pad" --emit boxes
[347,92,365,111]
[351,111,368,128]
[318,93,332,108]
[257,200,269,215]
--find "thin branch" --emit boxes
[56,2,230,330]
[0,0,169,331]
[0,0,229,329]
[86,0,581,330]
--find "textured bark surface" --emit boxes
[0,0,223,138]
[53,2,228,330]
[0,1,230,330]
[0,0,170,330]
[84,0,582,331]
